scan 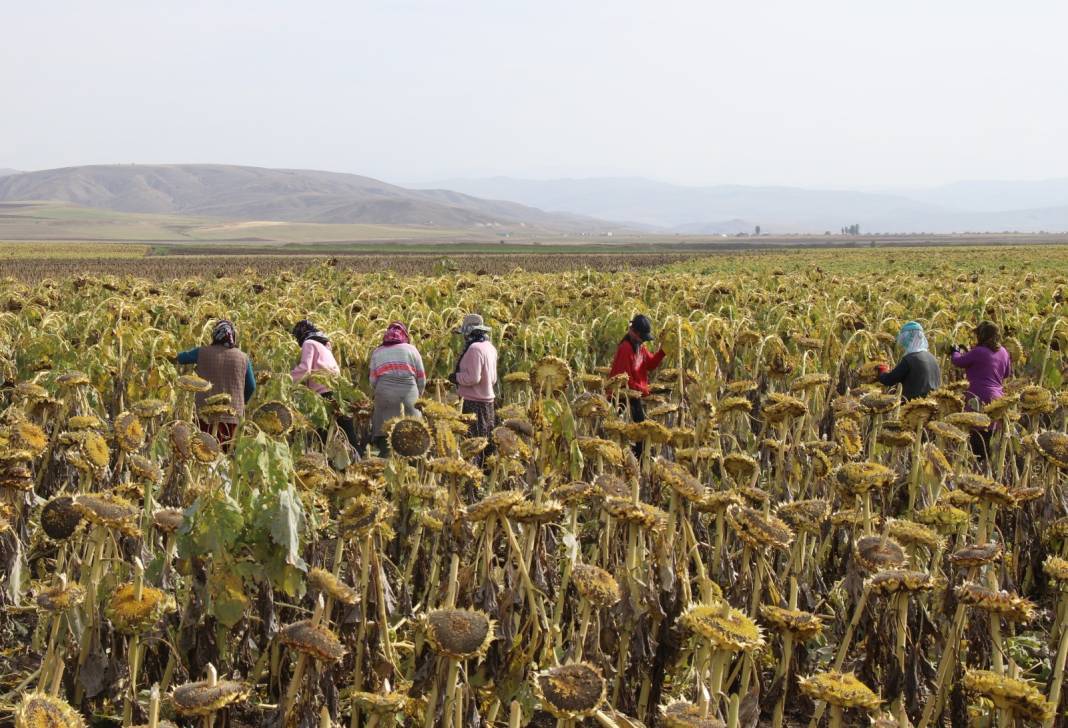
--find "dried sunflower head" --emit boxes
[951,472,1015,507]
[106,583,177,634]
[887,519,943,550]
[424,608,495,659]
[727,504,793,551]
[40,497,83,540]
[176,374,212,394]
[835,461,895,495]
[721,452,758,484]
[963,669,1054,723]
[131,398,170,419]
[571,563,621,608]
[426,457,483,482]
[466,490,524,521]
[956,582,1037,622]
[152,508,184,534]
[776,499,830,535]
[11,420,48,455]
[73,492,139,536]
[944,411,992,431]
[853,535,906,573]
[1019,385,1054,415]
[681,601,765,653]
[655,458,707,504]
[1034,430,1068,470]
[1044,555,1068,584]
[877,421,915,448]
[549,480,597,506]
[867,569,935,596]
[128,454,162,484]
[114,411,145,452]
[492,426,530,460]
[533,663,606,720]
[190,432,221,464]
[798,671,882,712]
[14,692,86,728]
[251,401,293,436]
[860,392,898,415]
[834,417,863,458]
[759,604,824,640]
[279,620,346,662]
[389,417,432,458]
[308,567,359,605]
[172,678,248,716]
[914,503,969,533]
[576,437,623,466]
[660,700,726,728]
[925,420,968,445]
[35,581,87,613]
[533,356,571,392]
[950,542,1003,569]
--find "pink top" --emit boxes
[291,339,340,394]
[456,341,498,402]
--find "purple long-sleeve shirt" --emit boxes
[951,345,1012,405]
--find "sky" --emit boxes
[2,0,1067,189]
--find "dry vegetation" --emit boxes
[0,246,1066,727]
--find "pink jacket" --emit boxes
[456,341,498,402]
[291,340,340,394]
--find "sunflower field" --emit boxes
[1,246,1067,727]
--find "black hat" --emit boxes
[630,314,654,342]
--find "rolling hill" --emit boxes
[422,176,1068,234]
[0,165,614,232]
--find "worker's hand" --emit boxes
[447,372,458,385]
[876,364,890,375]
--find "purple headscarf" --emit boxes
[382,322,410,346]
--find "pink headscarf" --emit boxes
[382,321,410,346]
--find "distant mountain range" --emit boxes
[420,176,1068,234]
[0,169,19,177]
[3,164,1067,234]
[0,165,613,232]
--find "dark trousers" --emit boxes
[320,392,359,450]
[622,397,646,457]
[462,399,497,467]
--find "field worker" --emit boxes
[369,321,426,456]
[448,314,498,463]
[608,314,666,428]
[951,320,1012,461]
[175,319,255,446]
[291,319,357,448]
[876,321,941,400]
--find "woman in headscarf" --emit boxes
[951,320,1012,461]
[876,321,941,400]
[291,320,357,448]
[369,321,426,456]
[448,314,498,466]
[175,319,256,446]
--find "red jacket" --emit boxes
[608,339,665,397]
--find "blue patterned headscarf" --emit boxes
[212,320,237,348]
[897,321,928,355]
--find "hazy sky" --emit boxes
[2,0,1066,188]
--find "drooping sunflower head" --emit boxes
[798,671,882,712]
[172,679,248,716]
[106,583,177,634]
[950,541,1003,569]
[12,420,48,455]
[533,663,607,720]
[759,604,824,640]
[533,356,571,392]
[859,392,898,415]
[944,411,993,431]
[424,608,495,660]
[14,692,86,728]
[114,411,145,452]
[176,374,212,394]
[887,519,943,550]
[1034,430,1068,470]
[835,462,895,496]
[655,458,707,504]
[190,432,221,464]
[73,492,139,537]
[951,472,1015,507]
[776,499,831,535]
[388,417,432,458]
[726,504,793,551]
[251,401,293,436]
[681,601,765,653]
[131,398,171,419]
[35,581,87,613]
[465,490,524,522]
[571,563,621,608]
[867,569,935,597]
[660,700,726,728]
[127,454,162,484]
[40,496,83,540]
[853,535,906,573]
[279,620,346,662]
[963,669,1054,723]
[956,582,1037,622]
[308,567,360,606]
[721,452,758,484]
